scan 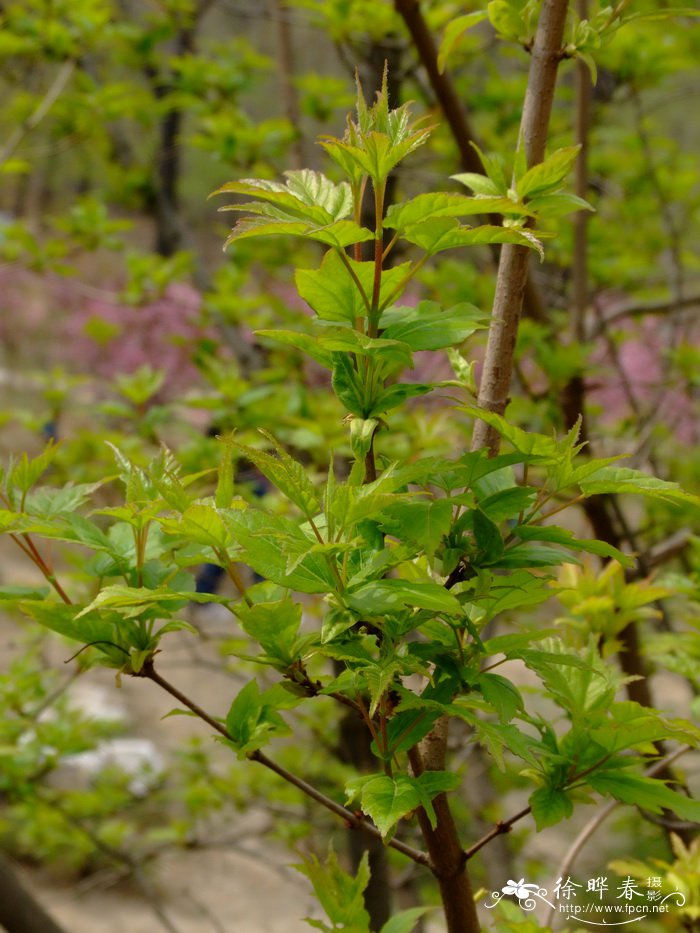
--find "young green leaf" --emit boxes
[402,218,544,259]
[460,406,563,460]
[255,329,335,369]
[368,382,435,417]
[294,849,371,932]
[438,11,489,72]
[378,498,453,559]
[225,681,292,757]
[529,786,573,830]
[380,907,433,933]
[313,328,413,368]
[477,673,524,723]
[332,353,368,417]
[7,442,58,499]
[159,503,232,550]
[380,301,486,351]
[345,771,459,838]
[349,418,380,466]
[473,509,504,564]
[296,252,411,323]
[527,192,594,219]
[578,466,700,506]
[213,170,353,226]
[517,146,581,199]
[224,509,336,594]
[450,707,541,770]
[451,172,503,197]
[477,486,537,522]
[75,583,221,620]
[384,191,529,234]
[586,770,700,822]
[237,598,303,666]
[488,0,529,41]
[223,216,373,250]
[346,579,462,616]
[513,524,633,567]
[496,542,580,568]
[235,431,320,518]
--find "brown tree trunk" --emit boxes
[472,0,570,455]
[339,713,393,930]
[0,855,67,933]
[409,745,481,933]
[394,0,547,323]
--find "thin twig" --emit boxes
[463,804,532,861]
[29,667,82,720]
[139,662,431,868]
[0,60,76,167]
[587,290,700,338]
[471,0,570,455]
[543,744,693,928]
[46,799,182,933]
[465,752,617,861]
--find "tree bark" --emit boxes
[149,25,195,258]
[0,855,67,933]
[393,0,546,323]
[339,713,392,930]
[274,0,305,170]
[409,746,481,933]
[472,0,570,455]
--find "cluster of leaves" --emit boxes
[2,84,698,880]
[295,849,431,933]
[1,4,699,928]
[0,644,144,871]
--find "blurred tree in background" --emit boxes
[0,2,699,932]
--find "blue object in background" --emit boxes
[194,464,268,595]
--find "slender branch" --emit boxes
[139,662,431,868]
[274,0,305,170]
[637,529,692,572]
[463,804,532,861]
[471,0,570,456]
[466,743,694,868]
[355,693,384,758]
[543,744,693,928]
[15,533,72,605]
[140,661,229,736]
[465,751,616,861]
[7,531,37,561]
[215,549,252,607]
[535,493,585,523]
[588,289,700,338]
[290,665,362,714]
[335,248,372,312]
[28,667,82,720]
[0,490,73,605]
[0,60,76,167]
[393,0,547,323]
[44,797,182,933]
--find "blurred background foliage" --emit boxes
[0,1,698,931]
